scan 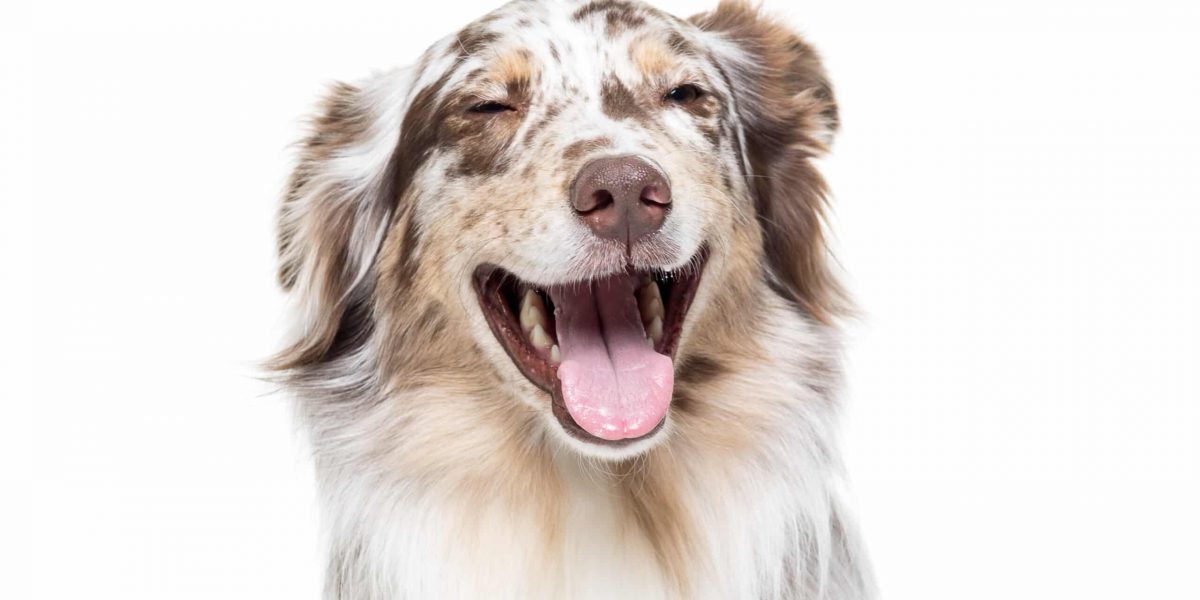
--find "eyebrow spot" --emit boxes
[629,36,679,77]
[600,79,647,122]
[490,49,537,94]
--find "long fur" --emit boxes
[271,1,874,598]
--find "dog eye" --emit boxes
[664,84,702,105]
[468,101,517,115]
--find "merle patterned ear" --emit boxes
[272,70,413,370]
[692,0,846,323]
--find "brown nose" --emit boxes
[571,155,671,245]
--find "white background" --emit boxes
[4,1,1198,598]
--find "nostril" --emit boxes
[581,189,614,213]
[640,185,671,207]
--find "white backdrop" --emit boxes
[5,1,1198,598]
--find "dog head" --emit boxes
[273,0,844,460]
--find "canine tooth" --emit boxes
[550,344,561,364]
[520,304,540,332]
[646,315,663,345]
[637,280,656,298]
[520,290,548,333]
[530,323,553,351]
[646,295,663,320]
[637,282,663,323]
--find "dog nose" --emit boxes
[571,155,671,244]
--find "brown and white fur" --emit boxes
[271,1,874,598]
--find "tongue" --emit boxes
[550,274,674,440]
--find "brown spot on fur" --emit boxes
[442,50,539,177]
[691,0,848,323]
[450,117,522,177]
[573,0,634,21]
[399,76,451,178]
[561,136,612,163]
[573,1,649,36]
[455,25,499,59]
[600,79,647,122]
[676,354,726,385]
[462,205,485,230]
[606,9,645,36]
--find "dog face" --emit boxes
[274,0,843,459]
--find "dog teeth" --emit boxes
[636,280,665,345]
[519,288,560,361]
[520,289,549,334]
[529,323,553,351]
[636,281,664,325]
[646,314,663,346]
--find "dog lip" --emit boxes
[472,248,708,447]
[472,266,560,391]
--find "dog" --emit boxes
[271,1,874,597]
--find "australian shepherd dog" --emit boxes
[270,1,874,597]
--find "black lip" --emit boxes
[472,249,708,447]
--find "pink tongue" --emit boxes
[550,274,674,440]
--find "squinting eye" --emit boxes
[664,84,702,105]
[468,101,516,115]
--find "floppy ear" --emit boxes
[692,1,848,323]
[272,69,415,370]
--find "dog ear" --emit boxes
[692,1,848,323]
[271,69,415,371]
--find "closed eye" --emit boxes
[468,100,517,115]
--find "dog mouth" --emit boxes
[473,251,707,446]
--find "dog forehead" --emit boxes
[421,0,698,100]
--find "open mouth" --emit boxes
[473,251,706,446]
